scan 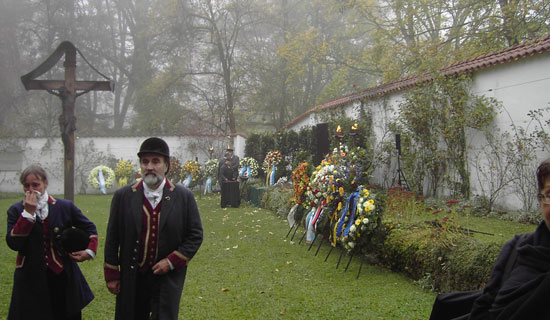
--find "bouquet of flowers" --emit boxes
[166,157,184,183]
[305,160,336,211]
[88,165,115,194]
[326,143,370,192]
[335,186,381,253]
[262,150,282,172]
[114,159,135,186]
[239,157,259,178]
[203,159,219,179]
[203,159,219,194]
[291,162,311,206]
[182,160,201,188]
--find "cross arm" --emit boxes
[22,79,114,92]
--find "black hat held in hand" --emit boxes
[53,227,89,255]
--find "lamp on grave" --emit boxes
[334,125,344,144]
[209,146,214,159]
[349,123,359,147]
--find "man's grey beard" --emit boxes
[143,172,162,188]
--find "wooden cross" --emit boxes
[21,41,114,201]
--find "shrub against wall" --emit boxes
[262,185,294,219]
[245,127,317,180]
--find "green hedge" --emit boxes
[370,223,501,292]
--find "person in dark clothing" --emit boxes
[224,145,240,177]
[430,159,550,320]
[220,158,240,208]
[6,165,98,320]
[104,137,203,320]
[221,159,237,182]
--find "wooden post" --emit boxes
[21,41,114,201]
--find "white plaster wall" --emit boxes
[286,53,550,210]
[467,54,550,209]
[0,135,242,195]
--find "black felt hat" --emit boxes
[138,137,170,158]
[53,227,89,255]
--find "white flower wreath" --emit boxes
[88,165,116,190]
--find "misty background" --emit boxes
[1,0,549,138]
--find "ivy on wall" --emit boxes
[394,74,497,198]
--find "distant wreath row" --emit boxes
[87,155,276,192]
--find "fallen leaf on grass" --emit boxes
[232,245,238,249]
[221,288,229,292]
[286,261,292,264]
[255,229,259,232]
[224,248,230,251]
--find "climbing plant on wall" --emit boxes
[395,74,497,198]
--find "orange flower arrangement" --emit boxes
[292,162,310,205]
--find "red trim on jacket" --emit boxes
[87,235,98,253]
[167,251,189,271]
[10,216,34,237]
[43,217,64,274]
[104,263,120,281]
[139,198,161,273]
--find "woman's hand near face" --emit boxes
[23,191,38,215]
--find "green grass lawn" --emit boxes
[6,192,533,319]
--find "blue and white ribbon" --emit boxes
[98,168,106,194]
[269,164,276,185]
[204,177,212,194]
[239,166,251,177]
[305,208,316,243]
[336,189,361,238]
[183,174,192,188]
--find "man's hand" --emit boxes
[152,258,171,275]
[69,250,91,262]
[107,280,120,295]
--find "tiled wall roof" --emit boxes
[283,35,550,130]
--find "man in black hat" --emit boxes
[104,137,203,320]
[226,145,240,176]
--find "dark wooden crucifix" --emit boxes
[21,41,114,201]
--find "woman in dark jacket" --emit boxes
[468,159,550,320]
[6,165,98,320]
[430,159,550,320]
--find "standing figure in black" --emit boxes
[104,137,203,320]
[226,145,240,178]
[220,158,240,208]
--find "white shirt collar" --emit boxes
[143,178,165,208]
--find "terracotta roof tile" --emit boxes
[283,35,550,130]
